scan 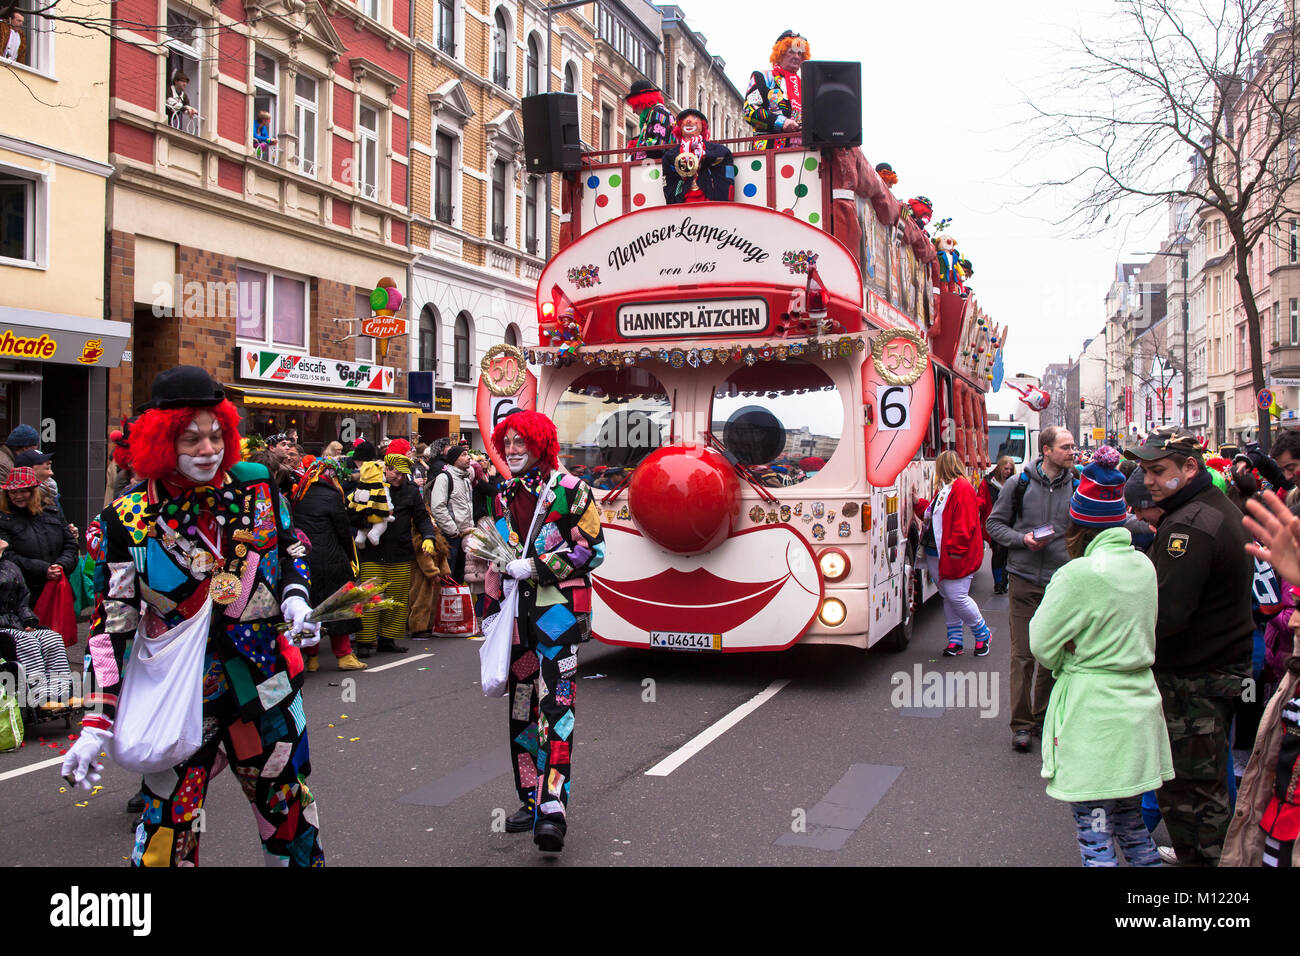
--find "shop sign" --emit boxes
[435,387,453,412]
[0,321,128,368]
[361,316,408,339]
[238,347,395,393]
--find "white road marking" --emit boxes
[644,678,791,777]
[0,754,66,783]
[362,653,434,674]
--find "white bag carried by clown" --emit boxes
[109,598,211,774]
[479,579,517,698]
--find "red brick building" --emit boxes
[106,0,418,449]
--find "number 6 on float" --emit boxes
[863,328,933,487]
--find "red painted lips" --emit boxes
[591,566,790,635]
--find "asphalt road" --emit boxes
[1,556,1137,866]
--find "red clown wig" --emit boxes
[129,398,243,482]
[491,410,559,475]
[627,89,665,114]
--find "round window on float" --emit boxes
[710,360,842,487]
[553,366,671,489]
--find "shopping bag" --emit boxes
[34,574,78,648]
[108,599,211,774]
[433,576,476,637]
[0,687,23,753]
[479,579,517,698]
[69,555,95,616]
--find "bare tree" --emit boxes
[1028,0,1300,446]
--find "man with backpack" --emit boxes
[985,426,1078,753]
[428,444,475,581]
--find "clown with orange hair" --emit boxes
[63,366,326,867]
[481,409,604,854]
[744,29,809,149]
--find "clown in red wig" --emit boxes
[626,79,674,160]
[481,408,604,854]
[64,365,327,868]
[662,108,734,205]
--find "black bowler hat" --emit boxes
[676,107,706,125]
[626,79,659,99]
[140,365,225,412]
[775,29,806,43]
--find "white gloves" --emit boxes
[61,725,111,791]
[281,595,321,647]
[505,558,535,581]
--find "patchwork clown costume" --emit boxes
[71,367,324,867]
[481,411,604,848]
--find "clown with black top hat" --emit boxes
[63,365,326,866]
[626,78,675,159]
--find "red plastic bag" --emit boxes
[34,574,78,648]
[433,576,476,637]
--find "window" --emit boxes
[1291,219,1298,264]
[697,86,703,110]
[1241,328,1248,368]
[563,62,576,93]
[525,176,538,254]
[491,159,507,243]
[504,324,520,348]
[237,266,308,350]
[492,8,509,89]
[165,7,203,134]
[5,2,52,73]
[436,0,455,55]
[354,292,375,362]
[434,130,454,223]
[419,305,438,374]
[1275,302,1281,346]
[526,34,540,98]
[454,312,472,382]
[294,74,318,176]
[601,105,612,150]
[676,62,684,101]
[358,104,379,200]
[711,362,842,484]
[1291,298,1298,346]
[0,171,42,267]
[358,0,378,20]
[556,368,669,473]
[625,120,636,147]
[252,50,279,162]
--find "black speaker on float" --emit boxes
[799,61,862,148]
[523,93,581,173]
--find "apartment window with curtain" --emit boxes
[434,130,454,223]
[294,74,318,176]
[358,0,378,19]
[492,8,509,88]
[436,0,455,55]
[237,266,307,350]
[526,34,540,97]
[0,170,43,266]
[454,312,472,382]
[491,160,507,243]
[358,104,379,199]
[601,106,612,150]
[525,177,538,254]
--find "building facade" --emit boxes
[106,0,418,456]
[1,0,125,533]
[654,4,744,140]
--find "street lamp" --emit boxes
[1131,246,1191,428]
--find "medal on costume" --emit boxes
[210,571,242,605]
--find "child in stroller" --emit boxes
[0,531,79,723]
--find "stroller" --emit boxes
[0,629,86,732]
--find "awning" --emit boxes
[224,384,423,414]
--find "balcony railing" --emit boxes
[492,64,508,88]
[168,111,201,136]
[253,141,280,165]
[437,33,455,57]
[454,362,471,383]
[361,181,378,201]
[434,200,453,224]
[492,224,506,243]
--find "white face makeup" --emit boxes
[175,412,224,483]
[680,115,703,138]
[502,430,538,476]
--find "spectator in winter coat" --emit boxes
[429,445,475,581]
[1029,446,1173,867]
[921,450,993,658]
[0,466,77,609]
[0,423,38,487]
[291,460,366,671]
[985,426,1079,753]
[977,455,1015,594]
[0,531,76,708]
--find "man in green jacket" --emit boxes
[1125,430,1254,866]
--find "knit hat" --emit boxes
[1070,445,1128,527]
[442,444,469,466]
[386,438,412,457]
[5,424,38,449]
[1123,467,1155,512]
[384,453,412,475]
[352,440,379,462]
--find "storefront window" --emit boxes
[241,406,380,455]
[710,361,842,486]
[554,367,670,485]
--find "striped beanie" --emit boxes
[384,453,412,475]
[1070,445,1127,527]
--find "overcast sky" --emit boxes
[680,0,1172,418]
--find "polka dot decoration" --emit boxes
[580,167,626,225]
[628,159,667,213]
[734,153,768,208]
[775,149,824,227]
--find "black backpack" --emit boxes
[1010,467,1080,526]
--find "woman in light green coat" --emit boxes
[1029,446,1173,867]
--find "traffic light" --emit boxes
[1080,398,1086,410]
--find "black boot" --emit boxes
[377,637,408,654]
[354,642,374,659]
[534,817,566,852]
[505,796,535,833]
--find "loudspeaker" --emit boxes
[800,61,862,148]
[523,93,581,173]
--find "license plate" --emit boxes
[649,631,722,651]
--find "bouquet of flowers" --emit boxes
[278,577,402,633]
[463,516,521,571]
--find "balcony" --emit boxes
[1271,342,1300,381]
